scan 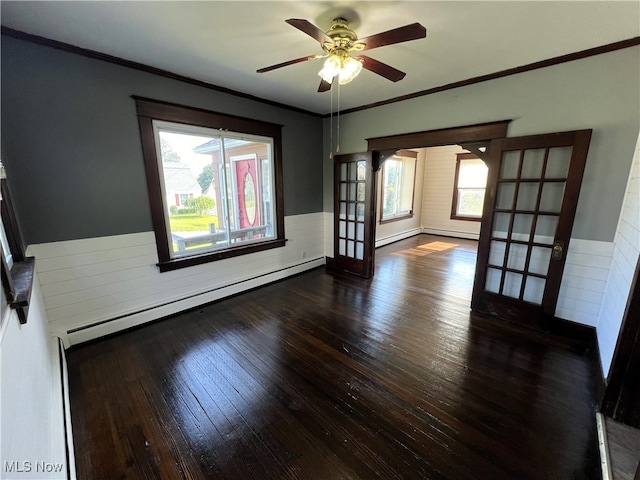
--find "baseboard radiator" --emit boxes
[57,337,77,480]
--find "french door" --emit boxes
[472,130,592,328]
[333,152,376,278]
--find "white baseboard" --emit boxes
[375,228,423,248]
[421,227,480,240]
[596,413,613,480]
[65,257,324,346]
[422,227,480,240]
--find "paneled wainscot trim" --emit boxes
[27,213,325,346]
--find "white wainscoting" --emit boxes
[323,211,334,258]
[556,239,614,327]
[27,213,325,346]
[597,134,640,376]
[421,145,482,240]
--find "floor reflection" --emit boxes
[391,240,459,258]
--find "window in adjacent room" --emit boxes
[380,151,417,223]
[451,153,488,221]
[135,98,285,272]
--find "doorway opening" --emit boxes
[334,121,594,333]
[333,121,508,280]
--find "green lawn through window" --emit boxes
[169,214,219,232]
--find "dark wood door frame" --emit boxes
[366,121,511,152]
[601,255,640,428]
[363,121,511,272]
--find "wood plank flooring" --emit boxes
[67,234,602,479]
[605,417,640,480]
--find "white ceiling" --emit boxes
[2,1,639,115]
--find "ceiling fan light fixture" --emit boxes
[318,54,342,83]
[338,56,363,85]
[318,53,363,85]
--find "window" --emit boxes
[451,153,488,221]
[380,151,417,223]
[135,98,285,272]
[1,162,35,324]
[0,216,13,270]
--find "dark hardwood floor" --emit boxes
[67,234,602,479]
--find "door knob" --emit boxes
[552,240,564,260]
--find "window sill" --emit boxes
[451,215,482,222]
[8,256,35,324]
[380,213,414,225]
[158,238,287,272]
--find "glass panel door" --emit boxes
[472,130,592,328]
[333,152,374,278]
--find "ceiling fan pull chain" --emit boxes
[336,81,341,154]
[329,81,334,159]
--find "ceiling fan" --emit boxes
[257,17,427,92]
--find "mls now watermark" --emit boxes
[4,461,64,474]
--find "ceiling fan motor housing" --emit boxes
[323,17,365,54]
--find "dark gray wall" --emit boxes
[1,36,323,245]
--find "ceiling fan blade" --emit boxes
[359,55,406,82]
[286,18,332,44]
[318,79,332,92]
[356,23,426,51]
[257,54,321,73]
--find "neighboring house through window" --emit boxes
[451,153,488,221]
[135,98,285,272]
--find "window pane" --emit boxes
[512,214,533,242]
[381,154,416,221]
[521,149,545,179]
[500,150,520,179]
[534,215,558,245]
[382,159,401,218]
[516,182,539,211]
[458,159,488,188]
[454,157,487,219]
[523,276,545,304]
[529,247,551,276]
[485,267,502,294]
[347,222,355,240]
[138,99,285,270]
[540,182,565,213]
[503,272,522,299]
[224,138,275,247]
[155,122,276,259]
[357,161,366,181]
[492,213,510,239]
[0,220,13,269]
[496,182,516,210]
[456,189,485,217]
[507,244,527,271]
[488,240,506,267]
[157,128,220,257]
[545,147,572,179]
